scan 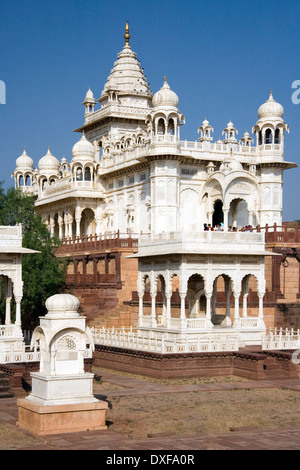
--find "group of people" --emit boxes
[204,223,223,231]
[203,223,253,232]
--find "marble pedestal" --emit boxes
[17,371,108,435]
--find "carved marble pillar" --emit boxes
[5,277,12,325]
[223,208,229,231]
[137,275,145,328]
[258,292,264,320]
[205,290,212,325]
[166,293,171,328]
[179,290,187,328]
[242,277,249,317]
[222,277,232,326]
[150,286,157,328]
[233,288,241,321]
[15,296,22,326]
[56,212,63,240]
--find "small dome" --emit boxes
[219,161,230,174]
[38,147,60,172]
[224,120,237,132]
[16,148,34,170]
[45,293,80,317]
[258,91,284,119]
[72,132,95,161]
[83,88,95,103]
[152,77,179,108]
[201,118,211,129]
[230,158,243,171]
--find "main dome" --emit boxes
[100,23,152,102]
[152,77,179,108]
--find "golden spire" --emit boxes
[124,21,130,46]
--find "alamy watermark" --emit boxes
[292,350,300,364]
[291,80,300,104]
[0,80,6,104]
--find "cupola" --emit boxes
[152,77,179,109]
[16,147,34,170]
[258,91,284,119]
[72,132,95,162]
[83,88,96,114]
[38,147,60,173]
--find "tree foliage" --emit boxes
[0,185,66,328]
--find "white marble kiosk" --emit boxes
[134,231,272,350]
[17,294,108,436]
[0,224,39,364]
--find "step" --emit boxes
[0,391,14,399]
[0,372,13,398]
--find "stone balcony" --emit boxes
[137,230,270,257]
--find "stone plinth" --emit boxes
[17,398,108,436]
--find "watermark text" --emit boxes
[291,80,300,104]
[0,80,5,104]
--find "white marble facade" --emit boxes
[10,24,300,350]
[12,24,296,239]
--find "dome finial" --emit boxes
[268,89,274,101]
[124,21,130,46]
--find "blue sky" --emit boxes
[0,0,299,221]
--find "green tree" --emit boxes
[0,185,66,328]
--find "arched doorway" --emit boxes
[80,208,96,237]
[241,274,259,317]
[212,274,232,326]
[212,200,224,228]
[155,275,167,325]
[228,198,248,229]
[186,274,205,318]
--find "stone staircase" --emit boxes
[0,371,13,399]
[261,354,298,380]
[262,357,286,379]
[234,346,299,380]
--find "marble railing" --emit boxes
[0,349,40,364]
[91,325,300,354]
[262,328,300,351]
[91,326,240,353]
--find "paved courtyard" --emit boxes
[1,370,300,451]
